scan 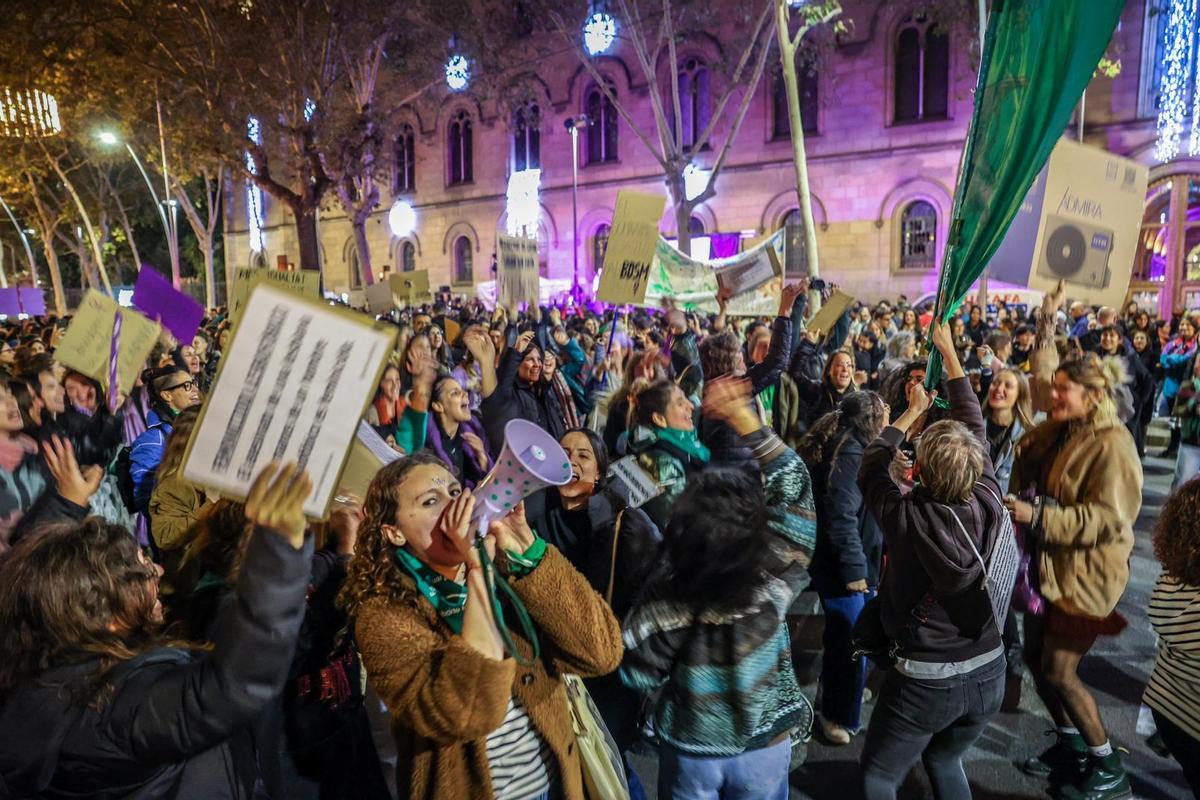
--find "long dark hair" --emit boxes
[659,467,773,610]
[798,391,887,467]
[0,519,162,705]
[630,378,678,429]
[561,427,610,494]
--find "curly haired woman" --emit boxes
[339,454,622,800]
[1008,283,1143,800]
[1143,475,1200,796]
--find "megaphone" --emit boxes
[471,419,572,536]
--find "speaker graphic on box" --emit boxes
[1035,215,1114,291]
[470,419,572,535]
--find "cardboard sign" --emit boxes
[18,287,45,316]
[55,290,161,394]
[597,191,667,305]
[182,283,394,519]
[806,290,855,337]
[497,234,541,308]
[230,267,321,319]
[338,421,402,497]
[132,266,204,344]
[989,138,1149,308]
[606,455,664,509]
[365,271,430,314]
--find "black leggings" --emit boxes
[1152,709,1200,798]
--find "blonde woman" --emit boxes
[1007,282,1142,800]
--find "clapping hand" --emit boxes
[702,376,758,435]
[245,462,313,550]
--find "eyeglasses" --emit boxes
[165,380,197,392]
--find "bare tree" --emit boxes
[546,0,776,255]
[172,169,225,307]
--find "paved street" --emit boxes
[785,452,1189,800]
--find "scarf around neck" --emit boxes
[655,425,711,463]
[394,547,467,633]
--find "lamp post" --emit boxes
[98,127,181,288]
[564,115,589,302]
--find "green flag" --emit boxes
[926,0,1123,388]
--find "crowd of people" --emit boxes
[0,276,1196,800]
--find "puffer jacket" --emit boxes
[129,410,173,514]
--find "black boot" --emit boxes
[1022,731,1088,783]
[1161,426,1181,458]
[1056,751,1131,800]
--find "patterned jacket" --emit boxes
[620,428,817,756]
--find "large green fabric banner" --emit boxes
[925,0,1124,387]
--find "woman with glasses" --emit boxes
[129,367,202,516]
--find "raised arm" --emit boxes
[1030,281,1066,413]
[746,283,803,395]
[118,465,314,762]
[463,326,497,399]
[930,319,986,444]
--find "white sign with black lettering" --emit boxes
[606,455,664,509]
[183,284,394,518]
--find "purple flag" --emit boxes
[17,287,45,316]
[132,266,203,343]
[0,288,19,317]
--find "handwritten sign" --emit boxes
[132,266,204,343]
[606,455,664,509]
[230,267,321,320]
[182,283,394,519]
[597,191,667,306]
[497,234,540,307]
[55,290,161,394]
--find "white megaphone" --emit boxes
[470,419,573,536]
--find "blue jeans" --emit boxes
[818,588,873,731]
[860,655,1005,800]
[658,738,791,799]
[1173,443,1200,490]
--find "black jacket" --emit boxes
[480,343,566,457]
[0,530,313,799]
[809,432,883,588]
[859,377,1005,665]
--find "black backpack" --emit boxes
[114,445,139,514]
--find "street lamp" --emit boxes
[564,115,590,302]
[98,128,181,288]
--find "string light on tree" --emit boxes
[583,11,617,56]
[1156,0,1196,162]
[245,116,266,253]
[0,88,61,138]
[445,55,471,92]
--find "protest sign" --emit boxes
[230,267,321,320]
[55,290,161,394]
[989,139,1148,308]
[183,283,394,519]
[606,455,664,509]
[0,288,19,317]
[132,266,204,343]
[806,290,855,337]
[365,281,396,314]
[365,271,431,313]
[597,191,667,305]
[645,228,786,316]
[497,234,540,307]
[18,287,45,316]
[338,421,402,497]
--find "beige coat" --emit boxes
[1014,326,1142,617]
[354,545,623,800]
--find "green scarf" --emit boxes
[656,426,711,464]
[393,538,547,635]
[394,548,469,633]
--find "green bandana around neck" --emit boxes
[394,547,468,633]
[656,425,711,464]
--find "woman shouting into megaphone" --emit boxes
[339,454,623,800]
